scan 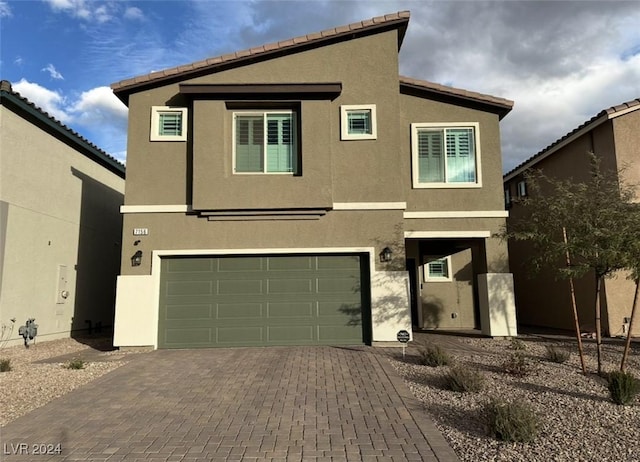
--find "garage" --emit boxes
[158,254,369,348]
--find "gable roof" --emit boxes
[399,76,513,120]
[111,11,410,104]
[0,80,125,179]
[504,98,640,182]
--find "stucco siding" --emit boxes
[0,105,124,347]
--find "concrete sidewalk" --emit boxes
[1,346,459,461]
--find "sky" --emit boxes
[1,0,639,172]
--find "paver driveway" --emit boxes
[0,346,459,461]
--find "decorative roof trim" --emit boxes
[111,11,410,104]
[504,98,640,182]
[399,76,513,120]
[179,83,342,100]
[1,80,125,179]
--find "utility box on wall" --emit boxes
[56,264,69,304]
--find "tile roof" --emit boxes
[504,97,640,180]
[399,76,514,117]
[0,80,125,177]
[111,11,411,102]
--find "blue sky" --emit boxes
[1,0,640,171]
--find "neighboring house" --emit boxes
[504,98,640,337]
[111,11,517,350]
[0,80,125,347]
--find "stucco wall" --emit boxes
[0,105,124,347]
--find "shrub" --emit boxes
[0,358,11,372]
[509,337,527,351]
[443,365,484,392]
[65,359,85,370]
[503,351,530,376]
[485,399,539,443]
[544,345,571,364]
[607,370,639,405]
[417,344,451,367]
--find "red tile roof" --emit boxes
[504,97,640,180]
[111,11,411,102]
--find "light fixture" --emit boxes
[131,250,143,267]
[380,247,392,263]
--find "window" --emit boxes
[517,180,527,197]
[411,123,481,188]
[424,256,452,282]
[150,106,187,141]
[233,111,297,174]
[504,187,512,208]
[341,105,377,140]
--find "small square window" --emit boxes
[150,106,187,141]
[341,104,377,140]
[424,256,452,282]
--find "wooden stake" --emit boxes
[563,227,587,374]
[620,279,639,371]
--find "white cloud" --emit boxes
[11,80,128,159]
[124,7,143,20]
[45,0,91,20]
[12,79,72,123]
[0,1,11,18]
[42,63,64,80]
[71,86,128,128]
[13,56,23,66]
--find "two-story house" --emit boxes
[504,98,640,337]
[111,11,516,349]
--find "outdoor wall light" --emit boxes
[131,250,143,267]
[379,247,393,263]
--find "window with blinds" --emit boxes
[150,106,188,141]
[411,123,479,187]
[234,111,297,174]
[341,105,377,140]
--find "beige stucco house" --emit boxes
[504,98,640,337]
[111,11,517,349]
[0,80,125,347]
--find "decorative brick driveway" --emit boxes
[0,346,459,461]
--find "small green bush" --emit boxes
[444,365,484,392]
[417,344,451,367]
[544,345,571,364]
[65,358,85,370]
[0,358,11,372]
[607,370,639,405]
[485,399,539,442]
[503,351,530,376]
[509,337,527,351]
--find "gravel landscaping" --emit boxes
[388,333,640,462]
[0,336,140,426]
[2,333,639,461]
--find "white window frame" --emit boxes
[504,187,512,207]
[424,256,452,282]
[517,180,527,197]
[411,122,482,189]
[340,104,377,140]
[150,106,188,142]
[232,110,297,175]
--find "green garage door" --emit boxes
[158,254,368,348]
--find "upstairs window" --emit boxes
[504,187,512,208]
[233,111,297,174]
[341,104,377,140]
[150,106,187,141]
[411,123,481,188]
[517,180,527,197]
